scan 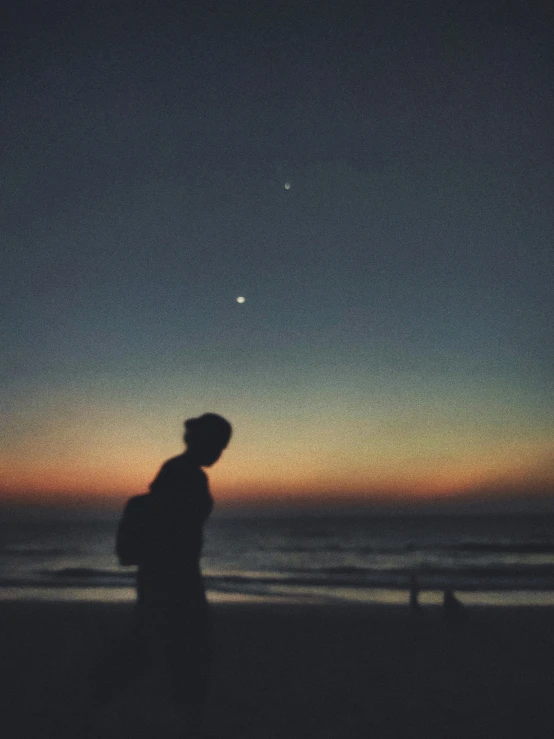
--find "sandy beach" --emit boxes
[2,599,554,738]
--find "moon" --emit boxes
[284,182,291,190]
[236,296,246,304]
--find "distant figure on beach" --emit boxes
[409,575,422,618]
[443,589,468,625]
[94,413,232,736]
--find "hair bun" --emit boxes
[184,413,232,447]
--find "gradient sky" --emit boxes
[2,1,553,512]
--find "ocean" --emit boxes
[2,510,554,606]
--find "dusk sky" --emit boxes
[2,1,553,512]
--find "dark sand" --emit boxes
[2,599,554,738]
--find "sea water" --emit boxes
[1,510,554,606]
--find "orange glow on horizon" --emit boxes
[2,442,553,511]
[2,391,553,510]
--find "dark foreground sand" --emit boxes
[2,599,554,739]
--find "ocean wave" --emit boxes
[46,566,137,580]
[0,547,81,557]
[48,567,130,579]
[3,565,554,594]
[450,542,554,554]
[27,562,554,585]
[280,563,554,580]
[204,567,554,593]
[270,542,554,556]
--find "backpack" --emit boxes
[115,493,151,565]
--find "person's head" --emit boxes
[183,413,232,467]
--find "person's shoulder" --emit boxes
[161,453,185,468]
[164,454,204,471]
[157,455,207,482]
[150,455,182,489]
[124,492,150,509]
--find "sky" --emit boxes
[1,0,553,513]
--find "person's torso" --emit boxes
[137,454,213,603]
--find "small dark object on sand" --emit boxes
[409,576,422,618]
[443,589,469,625]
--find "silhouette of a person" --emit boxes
[442,588,468,625]
[91,413,231,735]
[140,413,231,724]
[409,574,421,617]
